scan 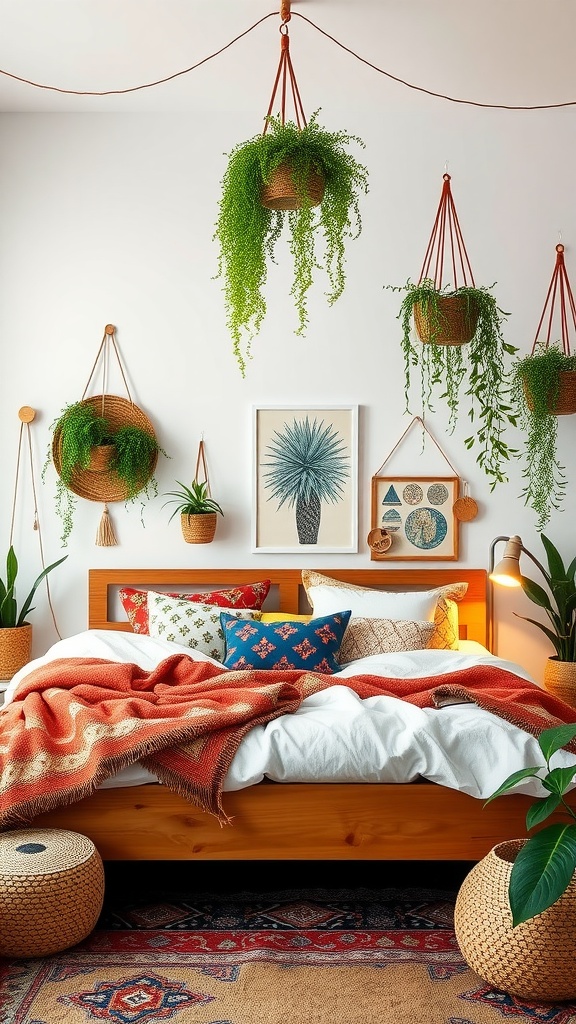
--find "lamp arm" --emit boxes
[518,544,549,583]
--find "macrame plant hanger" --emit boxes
[193,437,211,496]
[419,174,475,291]
[369,415,478,560]
[259,0,324,211]
[532,243,576,354]
[10,406,64,640]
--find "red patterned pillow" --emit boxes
[119,581,271,634]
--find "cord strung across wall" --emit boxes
[46,324,166,547]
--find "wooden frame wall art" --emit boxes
[252,405,358,554]
[370,476,459,561]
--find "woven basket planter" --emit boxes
[455,839,576,1001]
[523,370,576,416]
[261,162,325,211]
[181,512,218,544]
[543,657,576,708]
[52,395,158,503]
[414,294,480,346]
[87,443,116,472]
[0,623,32,678]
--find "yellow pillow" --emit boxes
[260,613,311,623]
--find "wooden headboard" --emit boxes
[88,567,487,646]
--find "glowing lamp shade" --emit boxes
[489,535,523,588]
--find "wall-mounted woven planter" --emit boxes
[0,624,32,678]
[261,163,325,211]
[414,293,480,347]
[87,444,116,473]
[181,512,218,544]
[455,839,576,1001]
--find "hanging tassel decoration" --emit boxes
[96,503,118,546]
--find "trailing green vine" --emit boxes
[511,343,576,530]
[387,279,519,490]
[214,111,369,376]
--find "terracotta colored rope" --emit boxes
[531,243,576,355]
[418,174,475,289]
[81,325,133,403]
[263,22,307,131]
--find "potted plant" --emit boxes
[388,278,519,490]
[454,722,576,1001]
[214,110,369,376]
[0,545,67,677]
[511,343,576,530]
[46,400,164,546]
[511,533,576,704]
[162,480,224,544]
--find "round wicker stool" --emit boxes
[0,828,105,958]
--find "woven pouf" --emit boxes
[0,828,105,958]
[454,840,576,1001]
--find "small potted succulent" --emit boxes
[163,480,224,544]
[388,277,519,490]
[511,343,576,530]
[214,110,369,376]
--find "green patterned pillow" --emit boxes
[147,591,261,661]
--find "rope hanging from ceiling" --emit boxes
[532,243,576,355]
[263,6,308,132]
[418,174,474,290]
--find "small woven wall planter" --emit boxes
[0,624,32,678]
[455,839,576,1001]
[181,512,218,544]
[414,293,480,347]
[523,368,576,415]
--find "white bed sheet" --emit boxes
[3,630,573,802]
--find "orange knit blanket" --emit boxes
[1,654,576,828]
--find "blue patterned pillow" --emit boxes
[220,610,351,673]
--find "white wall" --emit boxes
[1,1,575,680]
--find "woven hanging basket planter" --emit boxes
[87,443,116,473]
[543,657,576,708]
[454,839,576,1001]
[414,293,480,347]
[261,162,325,211]
[181,512,218,544]
[52,395,158,504]
[0,624,32,678]
[523,369,576,416]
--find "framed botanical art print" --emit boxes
[370,475,459,561]
[253,405,358,553]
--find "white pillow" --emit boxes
[302,571,440,622]
[147,591,261,662]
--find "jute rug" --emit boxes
[2,885,576,1023]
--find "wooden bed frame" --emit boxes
[29,566,574,862]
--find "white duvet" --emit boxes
[3,629,574,801]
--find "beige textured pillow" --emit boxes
[301,571,468,651]
[338,618,435,663]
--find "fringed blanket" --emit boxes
[1,654,576,828]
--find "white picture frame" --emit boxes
[252,404,358,554]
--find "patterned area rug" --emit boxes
[2,878,576,1023]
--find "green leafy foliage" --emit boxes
[388,279,519,490]
[162,480,224,521]
[214,111,369,376]
[511,344,576,530]
[0,545,67,628]
[485,723,576,925]
[44,402,165,547]
[515,534,576,662]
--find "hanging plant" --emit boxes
[389,278,519,490]
[44,399,165,547]
[511,244,576,530]
[214,111,368,376]
[511,344,576,530]
[386,174,518,490]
